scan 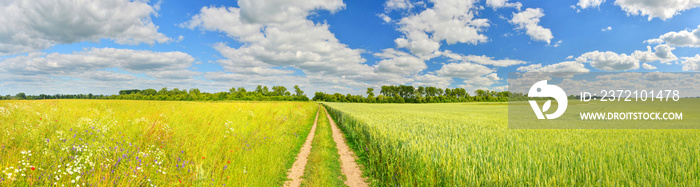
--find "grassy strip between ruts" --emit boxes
[300,105,346,187]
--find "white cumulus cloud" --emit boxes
[0,0,170,56]
[374,49,427,75]
[461,73,500,88]
[385,0,414,11]
[412,74,453,88]
[393,0,490,58]
[0,48,195,76]
[486,0,522,10]
[442,50,528,67]
[642,63,657,69]
[645,25,700,47]
[510,8,554,44]
[0,47,206,95]
[517,61,590,73]
[377,13,392,23]
[632,44,678,64]
[576,51,640,71]
[614,0,700,20]
[184,1,373,78]
[436,62,493,80]
[574,43,678,71]
[682,54,700,71]
[576,0,606,9]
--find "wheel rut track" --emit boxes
[323,106,368,187]
[284,107,319,187]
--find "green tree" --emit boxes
[475,89,487,97]
[262,86,270,96]
[313,92,326,101]
[16,92,26,99]
[255,85,264,94]
[236,87,247,98]
[417,86,425,97]
[294,85,304,97]
[271,86,288,96]
[366,88,375,97]
[158,87,168,95]
[142,89,157,96]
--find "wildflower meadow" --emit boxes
[0,100,317,186]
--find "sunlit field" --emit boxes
[0,100,317,186]
[323,102,700,186]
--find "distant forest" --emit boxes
[0,85,309,101]
[313,85,513,103]
[0,85,521,103]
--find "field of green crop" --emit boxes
[323,101,700,186]
[0,100,317,186]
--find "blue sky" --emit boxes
[1,0,699,95]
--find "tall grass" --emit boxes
[0,100,317,186]
[322,102,700,186]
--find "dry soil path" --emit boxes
[323,106,369,187]
[284,107,319,187]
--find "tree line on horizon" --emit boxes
[0,85,309,101]
[0,85,532,103]
[313,85,514,103]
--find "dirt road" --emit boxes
[284,107,320,187]
[323,106,368,187]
